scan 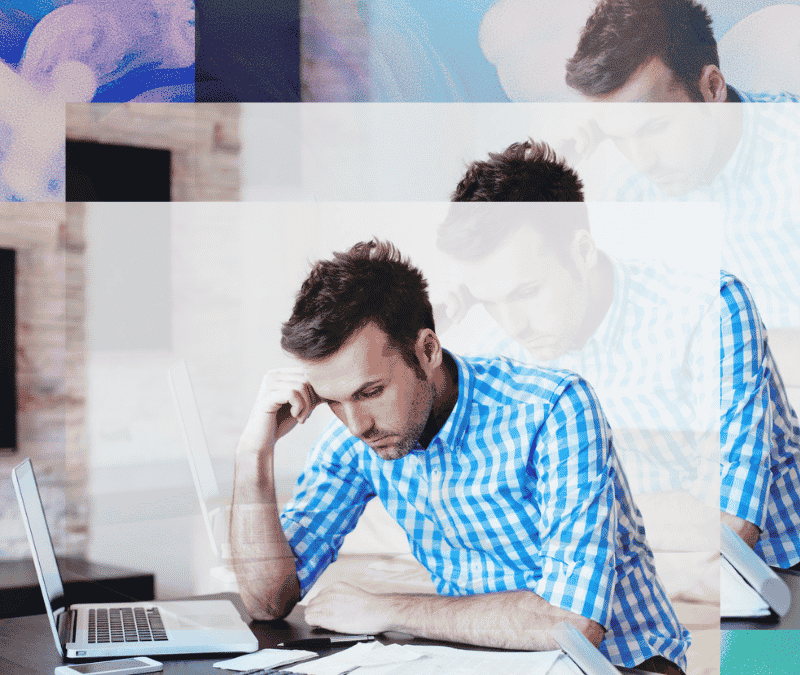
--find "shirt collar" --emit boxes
[582,254,628,351]
[711,98,756,190]
[422,349,473,454]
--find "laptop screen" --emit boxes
[12,459,68,652]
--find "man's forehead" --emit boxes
[594,102,682,138]
[592,56,686,104]
[302,324,396,394]
[455,227,553,301]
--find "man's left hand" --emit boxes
[304,582,394,635]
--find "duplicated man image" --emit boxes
[230,240,689,674]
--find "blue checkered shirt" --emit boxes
[465,257,720,504]
[602,93,800,330]
[280,353,690,669]
[720,273,800,567]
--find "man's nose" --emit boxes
[498,304,533,342]
[341,403,374,438]
[626,140,659,174]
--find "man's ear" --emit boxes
[698,64,727,102]
[570,230,598,274]
[416,329,442,371]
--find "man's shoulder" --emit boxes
[617,258,718,310]
[734,88,800,103]
[461,353,585,406]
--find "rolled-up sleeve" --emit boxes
[719,275,773,529]
[530,377,617,628]
[280,424,376,597]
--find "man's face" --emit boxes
[590,57,722,195]
[304,322,434,461]
[455,226,592,362]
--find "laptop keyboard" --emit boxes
[87,607,168,643]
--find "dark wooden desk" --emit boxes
[0,592,377,674]
[722,567,800,630]
[0,592,662,675]
[0,557,155,619]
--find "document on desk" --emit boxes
[284,641,565,675]
[721,557,771,617]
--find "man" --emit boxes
[438,139,800,568]
[230,240,689,673]
[557,0,800,350]
[565,0,797,104]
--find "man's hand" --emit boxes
[238,368,321,455]
[305,583,603,651]
[305,582,392,635]
[551,115,607,168]
[721,512,761,549]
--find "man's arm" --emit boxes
[306,376,613,650]
[719,275,773,548]
[305,583,604,650]
[230,369,319,620]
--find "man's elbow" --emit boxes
[575,617,606,648]
[241,578,300,621]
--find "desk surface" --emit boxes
[0,593,327,674]
[722,567,800,630]
[0,592,661,675]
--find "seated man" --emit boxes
[438,139,800,568]
[230,240,689,674]
[560,0,800,341]
[565,0,798,103]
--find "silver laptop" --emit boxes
[11,458,258,659]
[168,361,232,565]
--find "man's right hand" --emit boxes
[551,115,607,167]
[238,368,321,455]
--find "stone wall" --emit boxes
[66,103,242,201]
[0,203,87,559]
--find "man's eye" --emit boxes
[515,285,540,298]
[360,387,384,399]
[643,121,668,135]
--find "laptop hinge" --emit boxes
[57,608,77,646]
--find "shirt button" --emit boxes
[432,469,441,478]
[445,526,455,536]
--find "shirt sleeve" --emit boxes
[529,376,618,629]
[279,422,376,597]
[719,274,773,529]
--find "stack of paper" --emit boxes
[721,557,771,617]
[285,641,565,675]
[214,648,318,671]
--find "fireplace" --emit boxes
[0,248,16,453]
[65,141,172,202]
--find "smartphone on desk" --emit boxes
[54,657,163,675]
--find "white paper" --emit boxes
[286,641,563,675]
[213,647,318,671]
[285,642,421,675]
[720,557,771,617]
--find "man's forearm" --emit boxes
[305,584,604,651]
[230,447,300,620]
[721,511,761,549]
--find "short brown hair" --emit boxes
[565,0,719,100]
[281,240,434,371]
[440,140,589,262]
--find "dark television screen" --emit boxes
[0,248,16,451]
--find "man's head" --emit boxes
[282,240,441,460]
[566,0,727,103]
[441,141,602,361]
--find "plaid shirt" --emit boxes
[465,262,800,568]
[280,353,689,669]
[604,94,800,330]
[720,273,800,567]
[466,257,720,504]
